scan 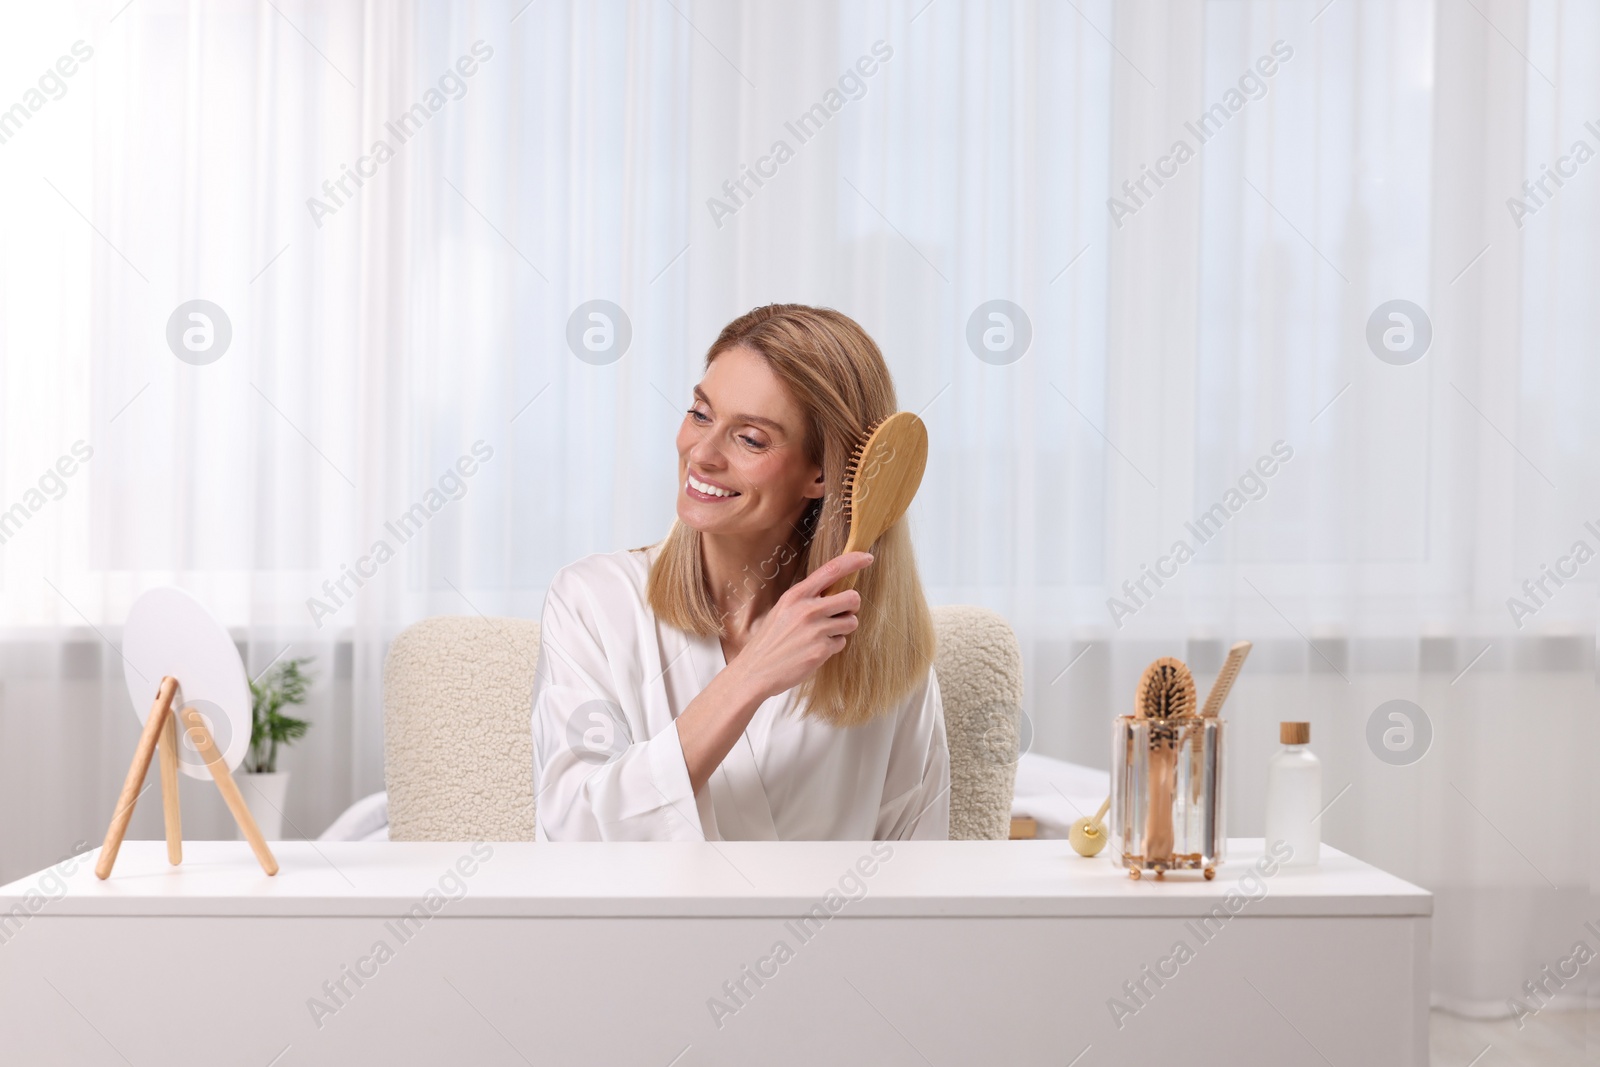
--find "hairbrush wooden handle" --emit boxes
[1143,745,1177,865]
[1200,640,1252,718]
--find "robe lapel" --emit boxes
[688,631,779,841]
[712,729,779,840]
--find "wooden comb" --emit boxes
[825,411,928,595]
[1134,657,1196,872]
[1200,640,1252,718]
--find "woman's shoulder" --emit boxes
[546,545,656,606]
[890,663,944,734]
[911,663,943,715]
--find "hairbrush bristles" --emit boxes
[823,411,928,595]
[1134,657,1196,721]
[839,415,887,524]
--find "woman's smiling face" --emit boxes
[676,345,823,538]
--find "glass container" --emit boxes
[1110,716,1225,879]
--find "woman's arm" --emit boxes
[532,569,703,841]
[675,551,874,794]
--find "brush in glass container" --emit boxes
[1110,656,1227,881]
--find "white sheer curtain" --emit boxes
[1100,0,1596,1015]
[0,0,1592,1015]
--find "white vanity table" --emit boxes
[0,837,1430,1065]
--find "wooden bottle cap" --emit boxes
[1280,721,1310,745]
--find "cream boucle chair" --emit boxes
[383,605,1023,841]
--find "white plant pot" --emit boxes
[238,771,290,840]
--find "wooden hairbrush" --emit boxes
[825,411,928,595]
[1134,656,1196,873]
[1135,657,1197,722]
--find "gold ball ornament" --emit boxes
[1068,816,1107,857]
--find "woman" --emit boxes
[531,304,948,841]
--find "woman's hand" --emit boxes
[726,551,873,701]
[676,551,872,795]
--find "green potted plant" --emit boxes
[240,656,314,839]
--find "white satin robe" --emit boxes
[530,546,950,841]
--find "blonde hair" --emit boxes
[646,304,935,728]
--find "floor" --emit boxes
[1431,1009,1596,1066]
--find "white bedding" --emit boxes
[1009,752,1111,839]
[321,751,1108,843]
[317,790,390,842]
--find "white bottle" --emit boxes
[1263,722,1321,866]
